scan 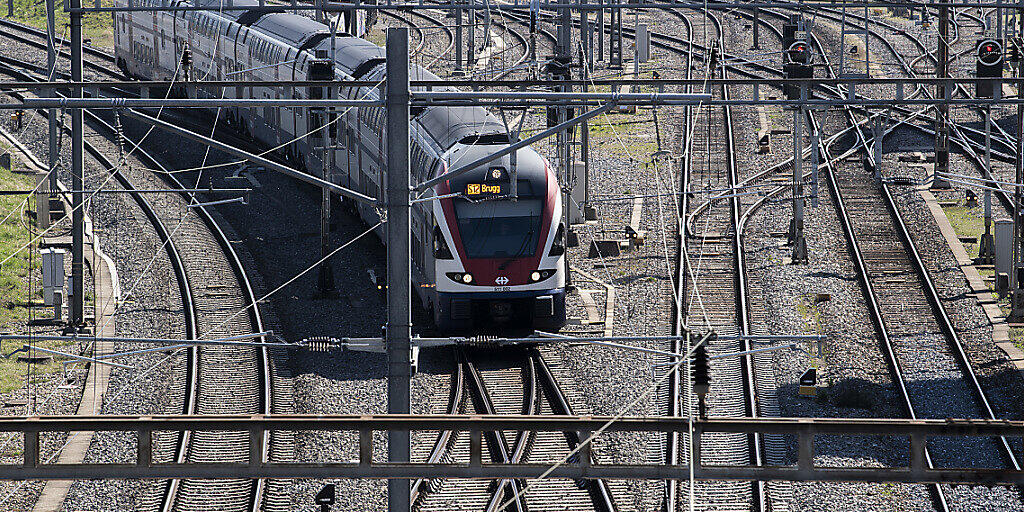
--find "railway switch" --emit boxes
[976,39,1003,99]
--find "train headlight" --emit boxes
[446,272,474,284]
[530,270,556,282]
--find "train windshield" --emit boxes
[455,198,543,259]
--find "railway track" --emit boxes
[411,348,618,512]
[0,34,283,512]
[798,8,1023,510]
[671,10,760,511]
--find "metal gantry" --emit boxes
[6,1,1024,510]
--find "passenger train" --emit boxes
[112,0,567,331]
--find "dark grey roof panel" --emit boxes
[417,106,506,150]
[253,13,328,47]
[318,37,385,75]
[195,0,262,19]
[444,145,548,193]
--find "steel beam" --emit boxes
[10,77,1024,91]
[933,3,952,189]
[61,1,1024,12]
[70,0,85,327]
[0,416,1021,483]
[45,0,57,228]
[21,98,378,108]
[385,27,412,512]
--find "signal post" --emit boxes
[783,19,811,264]
[976,39,1003,264]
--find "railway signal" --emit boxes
[545,56,572,128]
[783,40,813,101]
[782,15,799,51]
[976,39,1004,98]
[691,342,711,418]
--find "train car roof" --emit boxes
[253,13,329,49]
[417,106,507,150]
[316,37,385,76]
[443,144,547,192]
[193,0,266,20]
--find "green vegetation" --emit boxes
[0,147,37,333]
[794,293,825,334]
[364,24,385,47]
[0,148,74,394]
[6,0,115,49]
[938,194,1024,352]
[942,204,984,255]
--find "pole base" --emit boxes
[975,232,995,264]
[930,176,952,190]
[791,235,808,264]
[317,267,338,299]
[1009,289,1024,323]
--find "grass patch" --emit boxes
[364,24,385,47]
[6,0,115,50]
[939,196,1024,352]
[942,204,985,255]
[0,148,75,394]
[794,293,826,334]
[0,147,38,332]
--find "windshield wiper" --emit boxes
[498,227,534,270]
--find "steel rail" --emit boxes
[461,352,530,512]
[0,49,273,512]
[485,355,537,512]
[666,7,694,511]
[0,59,204,512]
[409,362,465,507]
[531,350,618,512]
[804,7,1019,507]
[810,9,1024,477]
[711,16,768,512]
[664,7,762,511]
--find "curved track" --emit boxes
[0,24,279,512]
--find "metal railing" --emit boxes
[4,415,1024,483]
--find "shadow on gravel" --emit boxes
[774,376,1024,469]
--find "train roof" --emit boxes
[253,13,329,49]
[417,105,508,150]
[193,0,271,21]
[315,37,385,77]
[444,144,548,192]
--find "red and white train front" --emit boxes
[428,145,566,332]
